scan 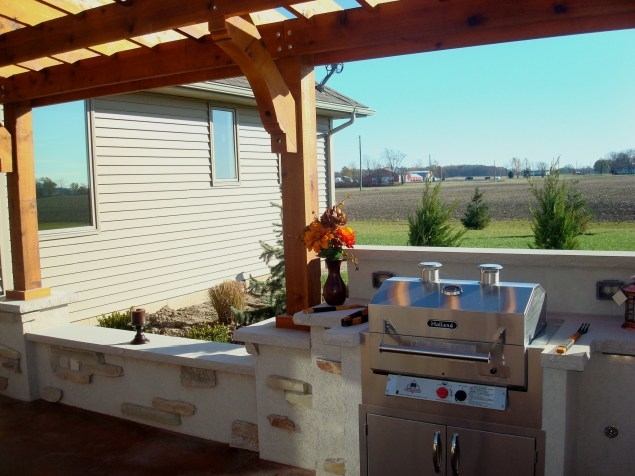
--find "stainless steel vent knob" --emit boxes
[418,261,442,283]
[479,264,503,285]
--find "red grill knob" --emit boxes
[436,387,449,399]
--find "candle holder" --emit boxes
[130,308,150,345]
[622,283,635,329]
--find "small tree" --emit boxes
[529,163,593,250]
[461,187,491,230]
[247,203,286,316]
[408,181,466,247]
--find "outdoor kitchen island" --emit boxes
[233,303,635,476]
[236,246,635,476]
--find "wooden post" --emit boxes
[279,56,322,314]
[0,124,13,173]
[4,103,51,300]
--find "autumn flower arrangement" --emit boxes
[302,200,359,268]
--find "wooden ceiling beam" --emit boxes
[261,0,635,64]
[2,36,237,104]
[0,0,300,68]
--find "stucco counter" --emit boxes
[233,306,368,476]
[541,312,635,476]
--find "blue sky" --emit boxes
[327,29,635,172]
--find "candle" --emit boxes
[131,308,146,326]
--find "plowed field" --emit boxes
[336,175,635,223]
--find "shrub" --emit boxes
[208,281,246,325]
[408,181,466,247]
[187,323,232,343]
[97,309,132,330]
[529,165,593,250]
[461,187,491,230]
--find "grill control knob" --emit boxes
[455,390,467,402]
[436,387,449,399]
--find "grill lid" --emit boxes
[369,277,539,315]
[368,265,547,347]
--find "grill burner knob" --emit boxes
[436,387,449,399]
[455,390,467,402]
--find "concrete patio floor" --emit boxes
[0,395,314,476]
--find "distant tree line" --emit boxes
[337,148,634,186]
[593,149,635,175]
[337,154,509,187]
[36,177,88,198]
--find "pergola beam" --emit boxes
[0,0,299,68]
[3,36,238,106]
[263,0,635,64]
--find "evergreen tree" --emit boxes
[408,181,466,247]
[461,187,491,230]
[529,164,593,250]
[246,204,286,315]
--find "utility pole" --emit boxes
[359,135,362,191]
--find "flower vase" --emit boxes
[323,258,347,305]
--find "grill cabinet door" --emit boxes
[366,413,446,476]
[445,426,536,476]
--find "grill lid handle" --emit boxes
[381,319,494,363]
[479,263,503,285]
[418,261,443,283]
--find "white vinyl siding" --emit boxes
[37,91,329,321]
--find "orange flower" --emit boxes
[303,221,334,253]
[336,226,356,248]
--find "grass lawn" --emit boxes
[353,220,635,251]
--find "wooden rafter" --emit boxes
[0,0,301,68]
[263,0,635,64]
[2,1,635,106]
[4,35,238,106]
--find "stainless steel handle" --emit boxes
[450,433,460,475]
[379,343,490,362]
[432,431,442,473]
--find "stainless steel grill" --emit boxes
[367,262,546,389]
[360,262,548,476]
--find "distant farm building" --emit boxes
[405,170,434,182]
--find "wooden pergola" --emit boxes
[1,0,634,312]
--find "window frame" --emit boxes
[34,99,99,239]
[209,105,240,185]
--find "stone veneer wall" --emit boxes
[25,326,259,448]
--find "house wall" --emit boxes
[36,92,330,322]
